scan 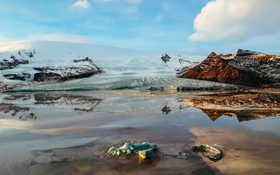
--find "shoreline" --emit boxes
[190,127,280,175]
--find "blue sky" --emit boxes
[0,0,279,55]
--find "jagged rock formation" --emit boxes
[178,49,280,87]
[227,49,280,86]
[4,73,31,81]
[33,57,102,82]
[0,56,29,70]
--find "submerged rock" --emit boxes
[192,144,223,161]
[179,49,280,87]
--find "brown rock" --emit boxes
[180,52,259,86]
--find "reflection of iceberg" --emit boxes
[181,92,280,122]
[34,93,102,112]
[0,103,29,116]
[200,109,280,122]
[0,93,102,120]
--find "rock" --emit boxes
[192,144,223,161]
[179,49,280,87]
[161,54,171,63]
[161,105,171,114]
[4,73,31,81]
[33,57,102,83]
[0,55,29,70]
[33,72,62,82]
[227,49,280,86]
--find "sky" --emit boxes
[0,0,279,55]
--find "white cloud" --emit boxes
[72,0,91,9]
[188,0,280,41]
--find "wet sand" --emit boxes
[191,127,280,175]
[0,90,279,175]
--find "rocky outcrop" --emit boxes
[33,57,102,83]
[0,55,29,70]
[4,73,31,81]
[178,49,280,87]
[227,49,280,86]
[0,50,35,70]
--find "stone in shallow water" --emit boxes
[192,144,223,161]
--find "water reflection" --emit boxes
[33,93,102,112]
[181,92,280,122]
[0,93,103,120]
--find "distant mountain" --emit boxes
[0,40,144,59]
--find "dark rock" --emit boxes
[33,72,62,82]
[33,57,102,83]
[161,54,171,63]
[4,73,31,81]
[4,94,32,101]
[73,57,92,63]
[161,105,171,114]
[236,49,260,56]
